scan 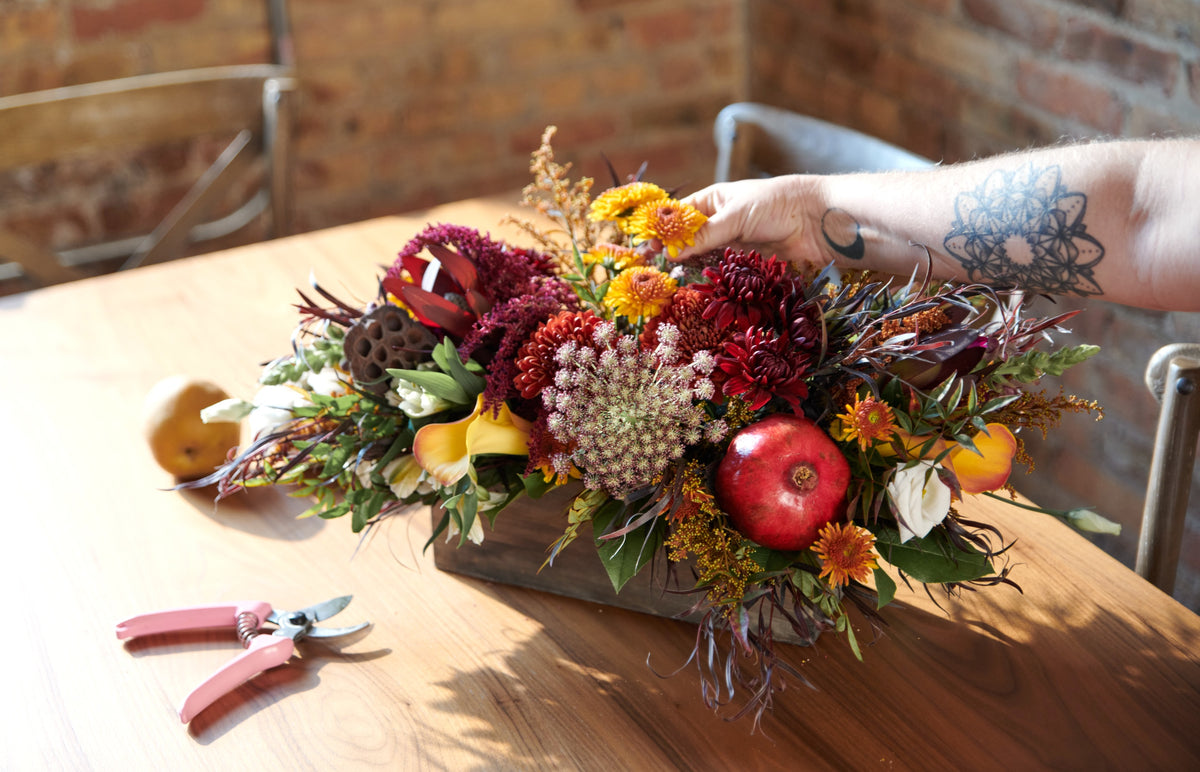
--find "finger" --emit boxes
[680,182,730,217]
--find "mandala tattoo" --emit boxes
[943,163,1104,296]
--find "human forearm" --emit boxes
[685,138,1200,311]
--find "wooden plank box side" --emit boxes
[430,485,818,646]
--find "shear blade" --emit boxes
[305,621,372,638]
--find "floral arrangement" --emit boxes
[195,127,1113,722]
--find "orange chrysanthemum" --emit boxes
[836,394,898,450]
[586,242,644,270]
[588,182,668,222]
[603,266,678,319]
[813,522,879,587]
[625,199,708,258]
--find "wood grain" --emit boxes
[2,195,1198,770]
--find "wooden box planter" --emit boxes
[431,484,817,646]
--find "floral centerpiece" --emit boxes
[195,128,1111,722]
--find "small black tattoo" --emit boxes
[821,207,866,261]
[944,163,1104,296]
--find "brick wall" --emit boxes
[0,0,745,271]
[748,0,1200,611]
[3,0,1198,610]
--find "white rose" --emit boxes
[887,461,952,543]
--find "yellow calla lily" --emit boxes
[945,423,1017,495]
[412,395,533,487]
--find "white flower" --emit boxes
[200,398,254,424]
[887,461,952,543]
[303,365,347,397]
[247,384,311,440]
[445,509,487,545]
[1067,508,1121,536]
[389,377,453,418]
[382,455,434,499]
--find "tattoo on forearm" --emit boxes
[943,163,1104,296]
[821,208,865,260]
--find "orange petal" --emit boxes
[465,398,533,458]
[413,395,533,488]
[947,423,1016,494]
[412,399,481,487]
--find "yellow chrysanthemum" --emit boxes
[835,394,898,450]
[588,182,668,222]
[813,522,879,587]
[586,242,644,270]
[603,266,678,320]
[625,199,708,258]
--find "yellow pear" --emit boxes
[142,375,241,481]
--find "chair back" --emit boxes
[0,63,295,290]
[1136,343,1200,594]
[714,102,935,182]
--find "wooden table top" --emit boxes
[3,195,1199,770]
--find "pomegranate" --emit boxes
[715,414,850,551]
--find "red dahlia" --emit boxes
[513,310,602,399]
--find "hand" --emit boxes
[677,176,827,270]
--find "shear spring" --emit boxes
[235,611,260,647]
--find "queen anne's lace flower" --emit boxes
[541,324,723,496]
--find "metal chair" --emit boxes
[1136,344,1200,593]
[713,102,935,182]
[0,2,295,290]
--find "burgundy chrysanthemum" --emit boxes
[693,248,791,331]
[513,310,602,399]
[641,286,731,360]
[779,287,824,356]
[717,326,811,412]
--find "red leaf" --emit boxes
[393,284,476,339]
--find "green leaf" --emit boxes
[872,525,993,583]
[593,502,661,593]
[387,368,471,404]
[992,344,1101,383]
[521,472,555,499]
[873,568,897,609]
[432,338,486,396]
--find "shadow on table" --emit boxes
[416,574,1200,770]
[177,485,326,541]
[123,627,386,742]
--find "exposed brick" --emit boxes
[905,14,1021,94]
[144,28,271,71]
[573,0,645,11]
[72,0,207,41]
[1121,0,1200,43]
[626,7,698,48]
[1016,59,1125,133]
[0,55,67,95]
[1062,16,1180,95]
[0,5,62,56]
[962,0,1061,49]
[1058,0,1125,15]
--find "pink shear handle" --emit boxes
[115,601,273,640]
[178,634,295,723]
